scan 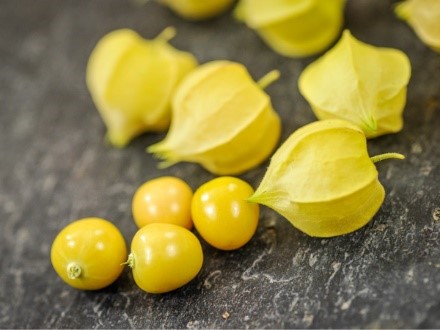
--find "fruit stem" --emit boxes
[257,70,280,90]
[67,263,82,279]
[156,26,176,43]
[122,253,135,269]
[371,152,405,163]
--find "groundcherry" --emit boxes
[86,27,197,147]
[298,30,411,138]
[248,119,405,238]
[191,176,259,250]
[148,60,281,175]
[132,176,193,229]
[126,223,203,294]
[50,218,127,290]
[157,0,235,21]
[395,0,440,52]
[235,0,346,57]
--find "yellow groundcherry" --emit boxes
[127,223,203,293]
[148,60,281,175]
[395,0,440,52]
[157,0,235,21]
[50,218,127,290]
[299,30,411,138]
[191,176,259,250]
[249,120,405,238]
[235,0,346,57]
[86,27,197,147]
[132,176,193,229]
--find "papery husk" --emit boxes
[395,0,440,52]
[148,61,281,175]
[86,28,197,147]
[158,0,235,20]
[298,30,411,138]
[249,119,404,238]
[235,0,346,57]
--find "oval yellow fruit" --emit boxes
[235,0,346,57]
[127,223,203,293]
[148,60,281,175]
[248,119,404,238]
[191,176,259,250]
[50,218,127,290]
[298,30,411,138]
[132,176,193,229]
[86,27,197,147]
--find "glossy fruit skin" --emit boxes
[132,176,193,229]
[129,223,203,293]
[50,218,127,290]
[191,176,259,250]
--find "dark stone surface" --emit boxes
[1,0,439,328]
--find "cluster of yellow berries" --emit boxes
[52,0,438,292]
[51,176,259,293]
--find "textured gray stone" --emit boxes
[0,0,439,328]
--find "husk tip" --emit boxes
[246,190,271,206]
[146,142,166,155]
[157,160,176,169]
[246,193,259,204]
[105,133,129,149]
[233,1,245,21]
[147,143,180,169]
[394,2,410,20]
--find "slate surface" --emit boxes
[0,0,439,328]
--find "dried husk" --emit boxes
[298,30,411,138]
[249,119,404,238]
[235,0,346,57]
[148,61,281,175]
[157,0,235,20]
[395,0,440,52]
[86,28,197,147]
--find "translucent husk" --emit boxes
[148,61,281,175]
[157,0,235,20]
[235,0,346,57]
[298,30,411,138]
[86,27,197,147]
[248,119,405,238]
[395,0,440,52]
